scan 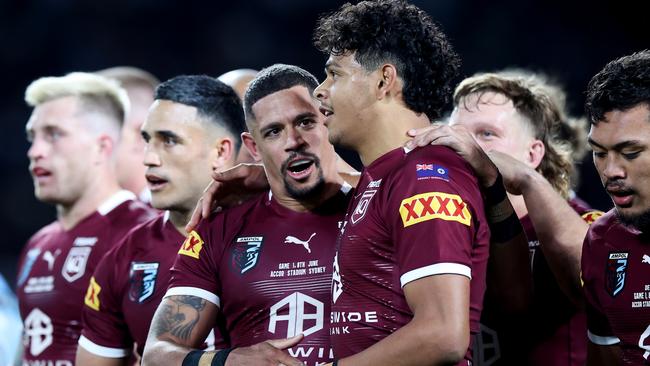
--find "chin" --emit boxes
[616,207,650,233]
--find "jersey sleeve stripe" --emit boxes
[164,287,221,307]
[400,262,472,287]
[78,335,129,358]
[587,330,621,345]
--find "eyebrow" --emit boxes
[324,60,341,71]
[588,137,644,151]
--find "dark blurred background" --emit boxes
[1,0,647,286]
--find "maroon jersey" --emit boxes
[474,198,603,366]
[78,212,187,358]
[168,187,351,366]
[330,145,490,363]
[582,209,650,365]
[16,191,155,366]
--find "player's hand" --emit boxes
[406,123,499,187]
[224,334,305,366]
[186,163,269,232]
[486,151,537,195]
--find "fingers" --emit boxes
[186,198,203,233]
[267,334,304,349]
[213,163,252,182]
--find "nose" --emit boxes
[314,80,328,102]
[285,127,306,152]
[143,144,161,167]
[27,137,46,162]
[601,154,626,181]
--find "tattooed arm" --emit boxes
[142,295,304,366]
[142,295,217,365]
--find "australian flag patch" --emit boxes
[128,262,159,303]
[416,163,449,181]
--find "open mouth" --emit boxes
[146,174,169,191]
[607,189,634,207]
[31,167,52,183]
[285,158,315,180]
[319,106,333,117]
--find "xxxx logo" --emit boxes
[179,230,204,259]
[399,191,471,227]
[84,276,101,311]
[581,210,604,224]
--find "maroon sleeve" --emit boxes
[581,230,619,345]
[166,219,223,307]
[388,149,482,288]
[79,242,132,358]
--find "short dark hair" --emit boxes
[585,50,650,124]
[313,0,460,121]
[244,64,319,123]
[155,75,246,148]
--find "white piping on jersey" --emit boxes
[400,262,472,288]
[97,190,137,216]
[164,287,221,308]
[587,330,621,345]
[163,210,171,224]
[403,146,413,154]
[78,335,129,358]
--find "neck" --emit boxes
[57,179,122,230]
[356,107,431,166]
[169,209,192,235]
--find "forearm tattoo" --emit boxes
[151,296,207,343]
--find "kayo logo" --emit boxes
[284,233,316,253]
[399,191,471,227]
[269,292,324,337]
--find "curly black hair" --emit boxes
[313,0,460,121]
[585,50,650,124]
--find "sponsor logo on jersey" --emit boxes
[606,252,628,297]
[367,179,382,188]
[332,253,343,304]
[179,230,204,259]
[351,189,377,225]
[284,233,316,253]
[42,249,61,271]
[129,262,159,303]
[581,210,604,224]
[231,236,263,274]
[416,163,449,181]
[84,276,101,311]
[17,248,41,287]
[62,244,93,282]
[24,308,53,356]
[643,254,650,265]
[399,191,471,227]
[269,292,324,337]
[24,276,54,293]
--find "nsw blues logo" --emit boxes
[606,252,628,297]
[231,236,263,274]
[128,262,159,303]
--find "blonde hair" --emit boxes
[454,70,574,198]
[25,72,130,126]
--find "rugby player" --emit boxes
[407,71,603,365]
[17,72,155,365]
[581,50,650,365]
[75,75,244,365]
[143,64,350,366]
[313,1,490,364]
[96,66,159,202]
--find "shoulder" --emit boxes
[26,221,61,245]
[584,209,618,251]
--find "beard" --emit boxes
[616,208,650,233]
[281,152,326,200]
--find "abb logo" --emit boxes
[269,292,324,338]
[24,308,53,356]
[399,191,471,227]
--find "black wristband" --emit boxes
[489,211,524,243]
[211,348,234,366]
[332,360,339,366]
[182,350,204,366]
[483,173,507,206]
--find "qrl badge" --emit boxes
[129,262,159,303]
[351,190,377,225]
[231,236,263,274]
[606,252,628,297]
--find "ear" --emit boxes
[241,132,262,163]
[376,64,399,100]
[211,137,235,171]
[96,134,115,163]
[527,139,545,169]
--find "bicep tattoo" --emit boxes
[151,296,207,343]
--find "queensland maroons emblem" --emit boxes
[128,262,159,303]
[231,236,264,274]
[605,252,628,297]
[351,190,377,225]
